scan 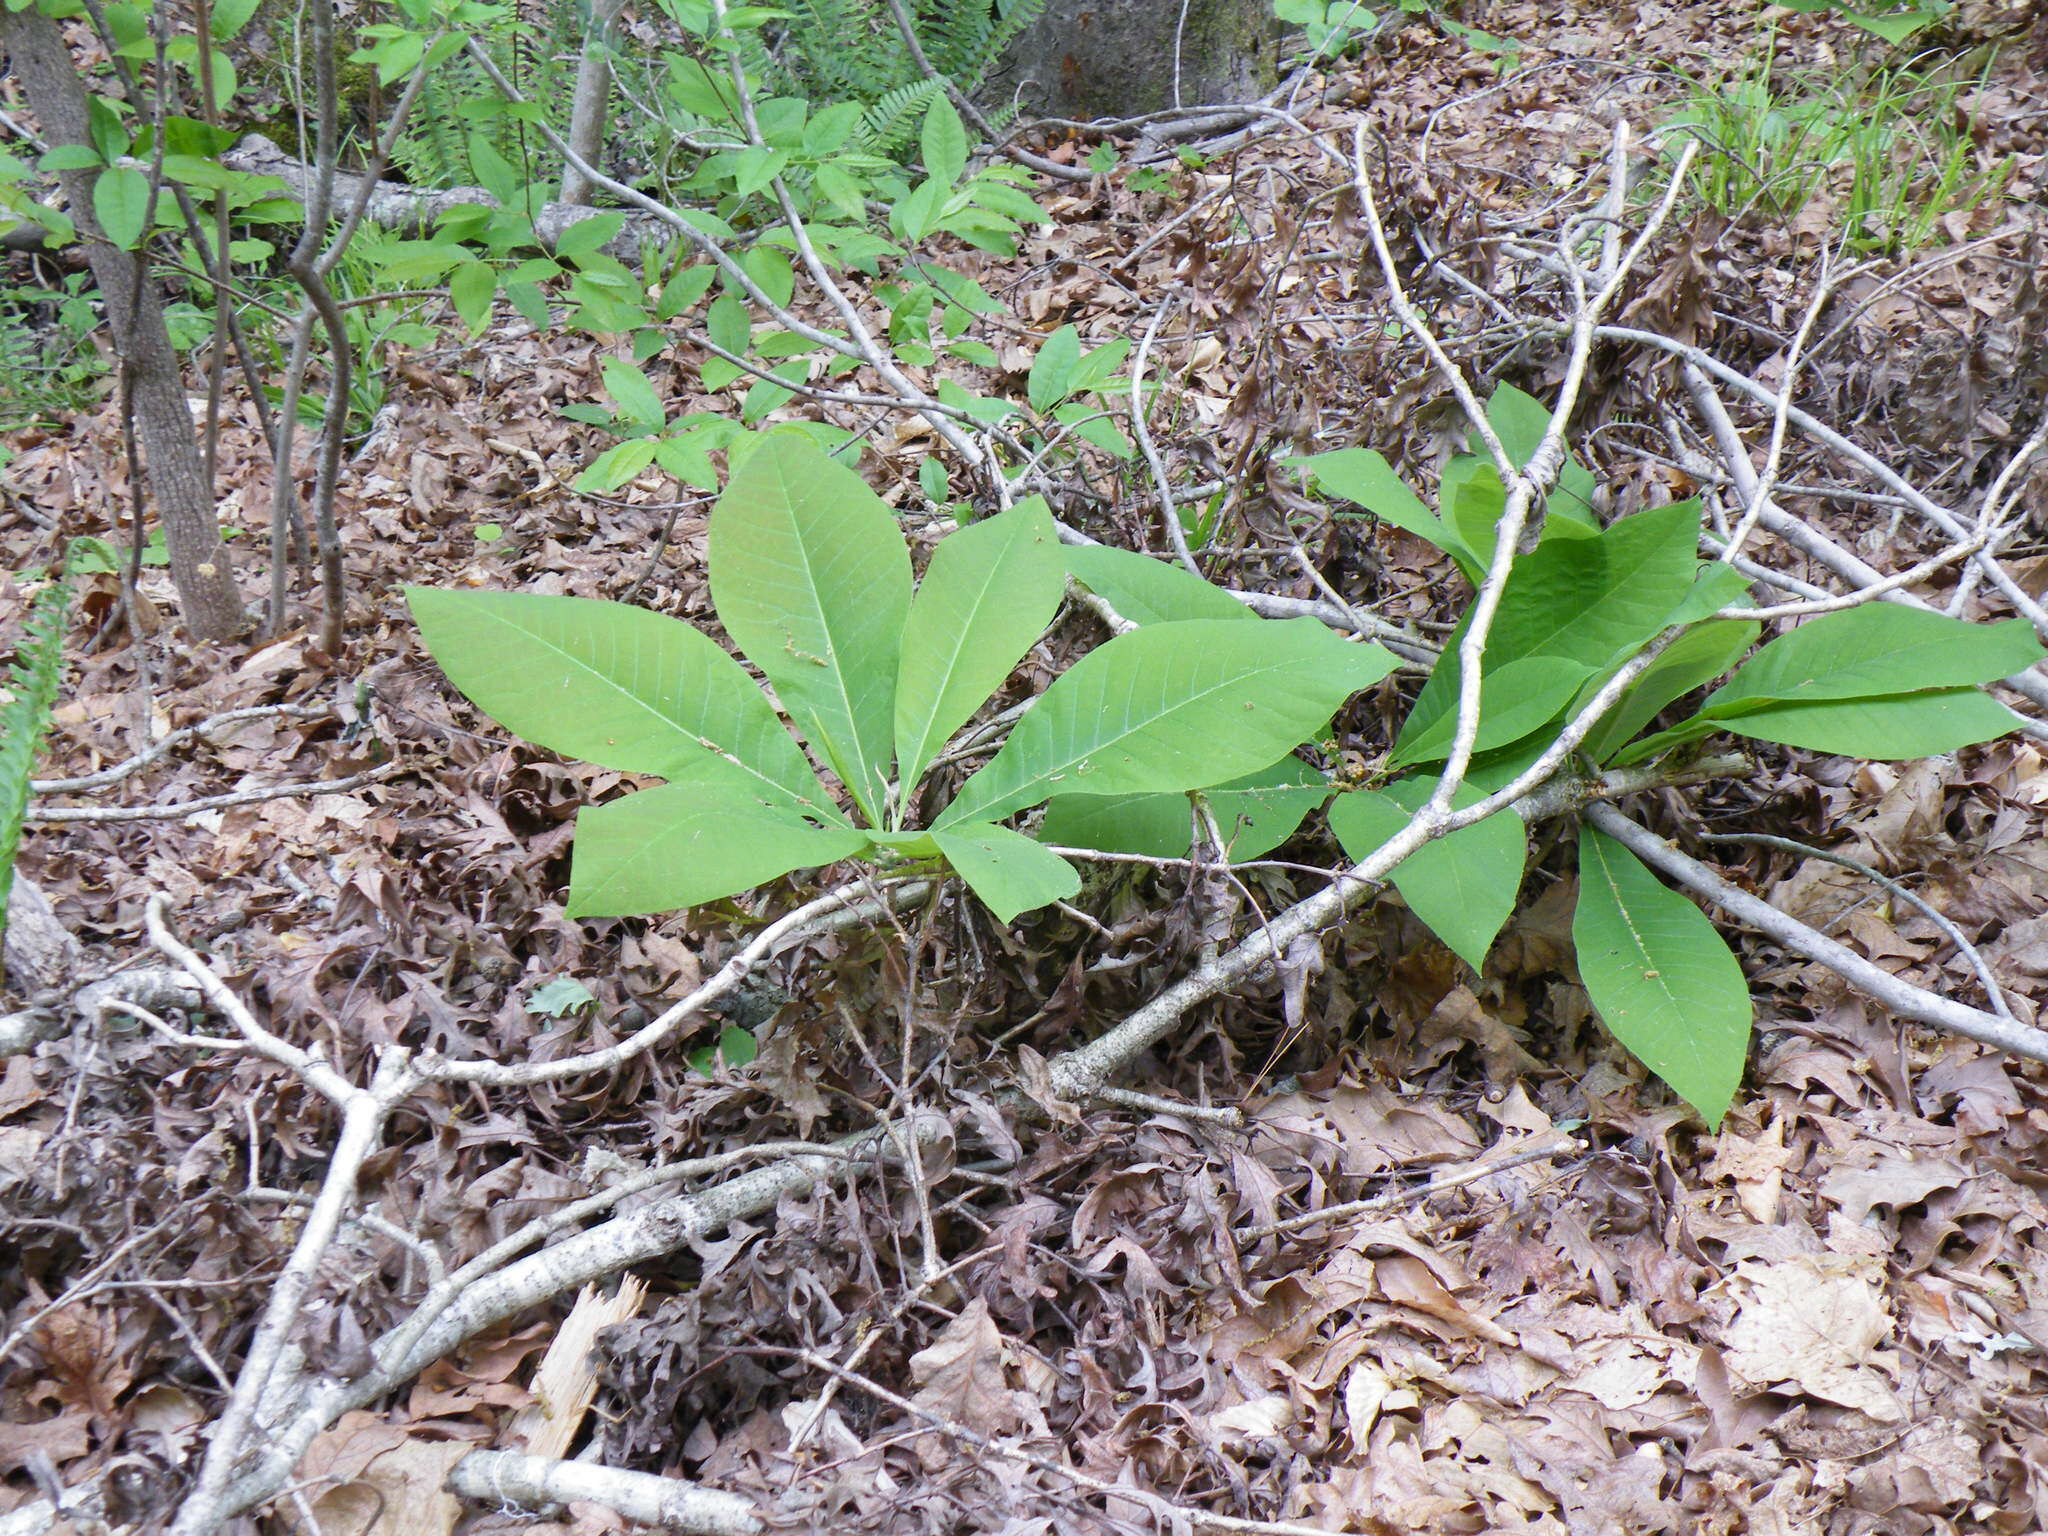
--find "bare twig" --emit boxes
[1240,1135,1584,1239]
[1698,830,2015,1022]
[27,763,403,824]
[424,880,929,1086]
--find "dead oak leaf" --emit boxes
[908,1298,1034,1468]
[1717,1255,1903,1422]
[1820,1154,1969,1229]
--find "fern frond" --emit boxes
[861,76,946,154]
[0,555,72,951]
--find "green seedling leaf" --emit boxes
[744,246,795,308]
[709,433,912,824]
[938,619,1394,828]
[689,1025,762,1076]
[209,0,262,39]
[1041,759,1328,861]
[1063,545,1252,626]
[1474,383,1600,535]
[1327,778,1525,972]
[1291,447,1471,569]
[1716,688,2026,760]
[1582,620,1760,764]
[1666,562,1753,628]
[1442,458,1508,567]
[569,767,869,917]
[1053,402,1134,459]
[895,498,1065,796]
[1028,324,1082,414]
[1574,825,1751,1128]
[600,356,667,435]
[92,166,150,249]
[525,976,597,1018]
[707,292,752,356]
[1704,605,2044,716]
[653,437,718,491]
[1477,381,1549,467]
[1390,653,1595,767]
[557,212,626,260]
[449,259,496,334]
[932,822,1080,923]
[406,587,842,823]
[575,438,658,492]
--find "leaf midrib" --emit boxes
[469,602,836,821]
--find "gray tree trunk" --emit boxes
[993,0,1279,121]
[1,3,248,642]
[558,0,629,205]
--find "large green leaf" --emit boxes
[1705,606,2045,716]
[1327,778,1526,973]
[1717,689,2026,759]
[1292,447,1471,568]
[1581,619,1760,764]
[709,433,912,825]
[920,94,969,189]
[1039,759,1328,861]
[1442,458,1509,569]
[1395,502,1703,761]
[1471,384,1600,536]
[937,619,1394,829]
[406,587,842,823]
[1573,825,1751,1128]
[931,822,1080,923]
[1064,545,1253,626]
[1391,653,1596,767]
[895,498,1064,797]
[567,770,870,918]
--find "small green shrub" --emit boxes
[415,408,2044,1129]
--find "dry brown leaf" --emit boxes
[1717,1255,1903,1422]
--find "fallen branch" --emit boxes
[25,762,403,824]
[222,134,670,260]
[447,1451,763,1535]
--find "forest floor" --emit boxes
[6,0,2048,1532]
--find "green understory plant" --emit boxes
[0,550,74,949]
[1655,46,2012,251]
[0,271,104,429]
[411,431,1395,927]
[415,401,2042,1131]
[1777,0,1952,44]
[1275,380,2044,1126]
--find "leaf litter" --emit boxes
[4,2,2048,1532]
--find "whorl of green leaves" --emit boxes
[0,556,73,951]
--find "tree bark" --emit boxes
[559,0,629,205]
[0,3,248,642]
[992,0,1279,121]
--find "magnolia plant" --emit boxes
[414,414,2042,1128]
[409,432,1394,925]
